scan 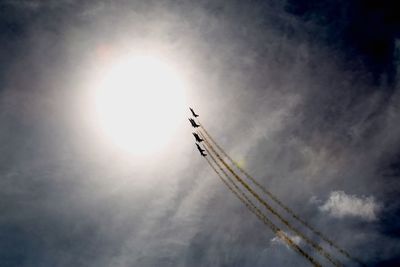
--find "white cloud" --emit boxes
[319,191,380,221]
[271,230,301,249]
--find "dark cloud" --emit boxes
[286,0,400,86]
[0,1,399,266]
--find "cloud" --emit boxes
[319,191,380,221]
[271,231,301,249]
[1,0,75,9]
[1,0,40,9]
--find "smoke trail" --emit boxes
[203,147,322,267]
[201,132,343,267]
[200,125,365,266]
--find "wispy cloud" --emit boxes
[319,191,380,221]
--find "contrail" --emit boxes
[203,146,322,267]
[200,125,365,266]
[201,131,343,267]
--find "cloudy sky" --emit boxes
[1,1,399,266]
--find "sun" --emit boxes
[89,54,186,155]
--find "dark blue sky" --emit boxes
[1,1,399,266]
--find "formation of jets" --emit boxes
[189,107,206,156]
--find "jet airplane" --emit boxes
[196,143,207,156]
[189,107,199,117]
[192,132,204,143]
[188,118,200,128]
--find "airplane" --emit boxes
[188,118,195,127]
[192,132,204,143]
[196,143,207,156]
[189,107,199,118]
[188,118,200,128]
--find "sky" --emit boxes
[1,1,400,266]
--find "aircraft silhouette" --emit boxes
[188,118,200,128]
[192,132,204,143]
[189,107,199,117]
[196,143,207,156]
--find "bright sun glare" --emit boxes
[90,54,186,155]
